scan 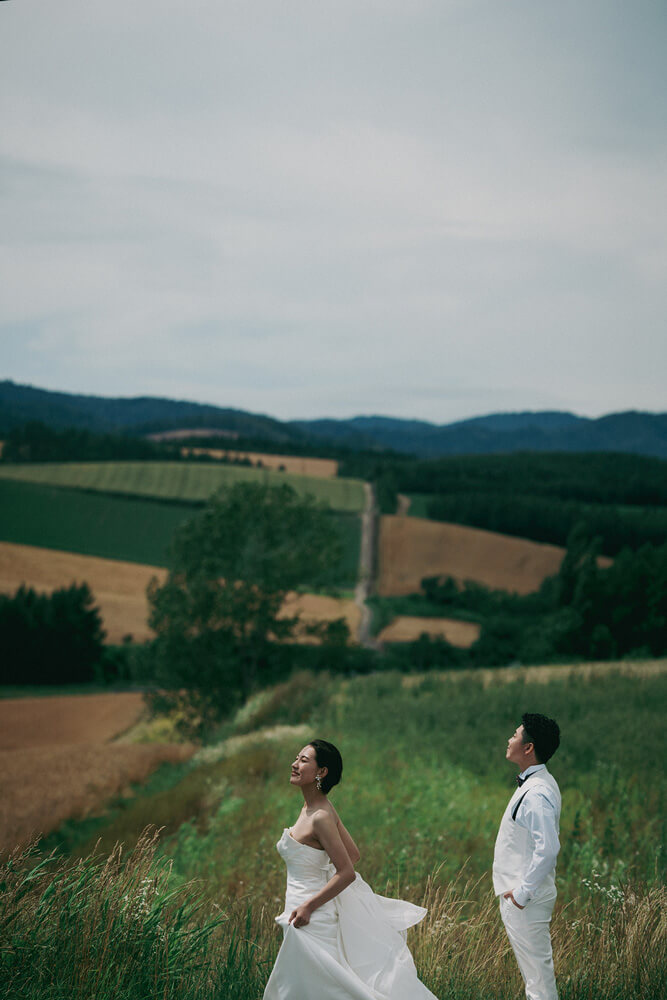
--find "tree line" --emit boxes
[339,450,667,554]
[1,422,171,463]
[365,451,667,506]
[0,584,107,685]
[424,491,667,556]
[409,524,667,667]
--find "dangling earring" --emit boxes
[315,773,323,791]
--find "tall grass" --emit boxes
[411,872,666,1000]
[8,665,667,998]
[45,668,667,898]
[2,836,664,1000]
[0,830,274,1000]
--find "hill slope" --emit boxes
[295,410,667,458]
[0,380,297,442]
[2,381,666,458]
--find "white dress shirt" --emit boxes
[512,764,560,907]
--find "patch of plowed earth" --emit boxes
[0,542,164,643]
[0,693,146,750]
[377,516,604,596]
[279,592,362,643]
[0,742,193,853]
[181,448,338,478]
[377,616,480,646]
[0,543,359,645]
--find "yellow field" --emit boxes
[0,692,194,852]
[0,541,165,643]
[377,616,480,646]
[278,592,361,642]
[377,515,609,596]
[0,542,359,644]
[181,448,339,478]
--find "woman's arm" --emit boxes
[288,811,356,928]
[335,814,361,864]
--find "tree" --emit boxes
[145,481,343,735]
[0,583,105,685]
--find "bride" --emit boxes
[263,739,438,1000]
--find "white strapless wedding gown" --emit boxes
[263,828,438,1000]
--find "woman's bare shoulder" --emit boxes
[311,804,339,831]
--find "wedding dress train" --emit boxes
[263,828,438,1000]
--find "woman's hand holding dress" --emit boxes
[287,902,313,927]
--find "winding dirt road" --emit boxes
[354,483,381,648]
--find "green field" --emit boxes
[16,662,666,1000]
[0,478,361,587]
[0,461,366,513]
[0,478,191,566]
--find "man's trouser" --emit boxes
[499,893,558,1000]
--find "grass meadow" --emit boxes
[6,664,665,999]
[0,461,366,513]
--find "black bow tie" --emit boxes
[516,773,532,787]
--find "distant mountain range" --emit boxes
[1,380,666,459]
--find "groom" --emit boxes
[493,713,562,1000]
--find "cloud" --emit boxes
[0,1,666,421]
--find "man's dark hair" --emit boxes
[521,713,560,763]
[309,739,343,794]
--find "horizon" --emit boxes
[2,378,664,428]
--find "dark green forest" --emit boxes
[0,584,107,685]
[369,523,667,670]
[340,450,667,555]
[1,422,174,463]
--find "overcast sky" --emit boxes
[1,1,665,423]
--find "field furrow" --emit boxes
[377,515,597,596]
[0,461,365,512]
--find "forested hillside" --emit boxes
[2,381,666,457]
[342,451,667,556]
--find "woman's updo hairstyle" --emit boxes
[309,739,343,795]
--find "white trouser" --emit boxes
[499,893,558,1000]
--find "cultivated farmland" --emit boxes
[0,542,361,644]
[278,592,361,640]
[181,448,339,478]
[0,692,194,852]
[377,514,592,596]
[0,691,145,750]
[0,542,165,643]
[0,477,191,567]
[0,461,365,512]
[0,744,194,853]
[377,615,480,646]
[0,478,361,587]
